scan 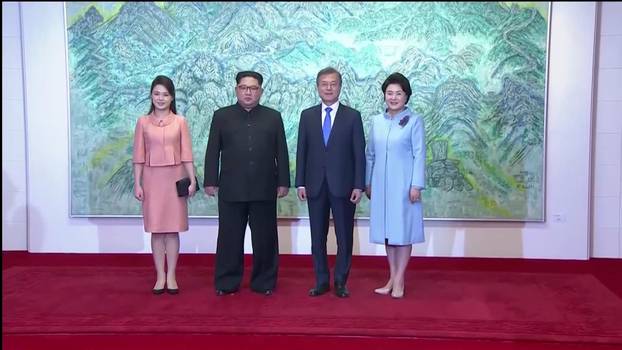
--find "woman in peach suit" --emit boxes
[132,75,196,295]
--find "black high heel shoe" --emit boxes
[152,288,165,295]
[166,287,179,295]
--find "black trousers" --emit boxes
[307,180,355,287]
[214,198,278,292]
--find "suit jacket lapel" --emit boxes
[312,104,325,146]
[326,102,346,147]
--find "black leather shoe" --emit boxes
[166,288,179,295]
[152,288,165,295]
[334,284,350,298]
[252,288,273,296]
[308,283,330,296]
[215,288,238,296]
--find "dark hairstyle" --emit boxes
[316,67,342,86]
[236,71,263,86]
[148,75,177,114]
[381,72,412,103]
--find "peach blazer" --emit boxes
[132,113,193,166]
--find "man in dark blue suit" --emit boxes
[295,67,366,298]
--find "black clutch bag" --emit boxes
[176,176,199,197]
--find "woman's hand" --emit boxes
[188,180,197,197]
[134,185,144,201]
[409,187,421,203]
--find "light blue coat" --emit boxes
[365,107,426,245]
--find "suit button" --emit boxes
[249,147,253,151]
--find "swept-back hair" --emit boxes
[148,75,177,114]
[236,71,264,86]
[316,67,342,86]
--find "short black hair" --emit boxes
[316,67,342,86]
[236,71,263,86]
[381,72,412,103]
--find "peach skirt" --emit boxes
[141,164,188,233]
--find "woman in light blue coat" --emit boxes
[365,73,425,299]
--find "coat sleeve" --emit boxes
[294,112,307,187]
[204,112,221,187]
[352,111,366,190]
[132,118,146,164]
[410,115,426,189]
[275,112,291,187]
[179,117,194,162]
[365,118,375,187]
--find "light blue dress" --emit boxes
[365,106,426,245]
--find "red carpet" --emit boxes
[3,256,622,345]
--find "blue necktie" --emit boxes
[323,107,332,146]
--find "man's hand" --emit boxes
[205,186,218,197]
[350,189,362,204]
[277,186,289,198]
[297,187,307,201]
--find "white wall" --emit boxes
[10,2,606,259]
[591,1,622,258]
[2,1,28,250]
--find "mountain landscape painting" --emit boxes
[67,2,548,220]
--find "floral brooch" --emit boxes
[398,115,410,127]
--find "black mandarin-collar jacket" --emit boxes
[204,103,290,201]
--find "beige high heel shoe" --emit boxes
[391,287,404,299]
[374,285,392,295]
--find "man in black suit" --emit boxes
[204,71,290,296]
[295,67,366,298]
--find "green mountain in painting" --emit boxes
[67,2,547,220]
